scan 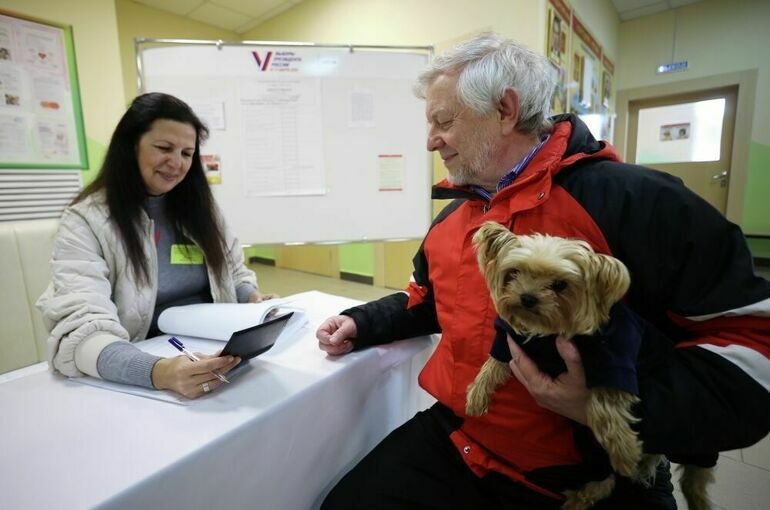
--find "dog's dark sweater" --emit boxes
[491,303,642,395]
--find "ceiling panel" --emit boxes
[133,0,706,34]
[611,0,703,21]
[133,0,204,16]
[214,0,286,18]
[131,0,305,33]
[187,2,251,31]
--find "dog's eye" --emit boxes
[550,280,568,292]
[504,269,519,285]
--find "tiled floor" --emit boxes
[672,441,770,510]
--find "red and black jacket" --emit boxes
[342,115,770,498]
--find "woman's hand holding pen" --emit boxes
[151,351,241,399]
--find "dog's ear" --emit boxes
[588,253,631,308]
[473,222,519,271]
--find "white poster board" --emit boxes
[138,41,432,245]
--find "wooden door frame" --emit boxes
[615,70,757,224]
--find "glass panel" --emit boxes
[635,98,725,164]
[578,113,615,144]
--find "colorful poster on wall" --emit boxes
[547,0,571,67]
[546,0,571,114]
[201,154,221,184]
[550,64,568,114]
[570,16,602,116]
[660,123,690,141]
[599,55,614,142]
[0,10,87,169]
[601,56,614,110]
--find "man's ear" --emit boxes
[499,88,520,136]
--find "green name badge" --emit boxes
[170,244,204,264]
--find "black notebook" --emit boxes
[220,311,295,361]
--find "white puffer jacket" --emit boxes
[37,191,257,377]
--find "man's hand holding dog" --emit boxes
[507,335,590,425]
[317,315,357,355]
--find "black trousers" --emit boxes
[322,403,676,510]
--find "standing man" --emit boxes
[317,33,770,509]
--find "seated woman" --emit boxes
[38,92,276,399]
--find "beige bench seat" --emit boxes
[0,219,58,374]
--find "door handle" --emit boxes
[712,171,728,187]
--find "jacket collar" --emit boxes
[431,115,621,207]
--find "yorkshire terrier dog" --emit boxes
[466,222,714,510]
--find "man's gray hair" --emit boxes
[416,33,555,135]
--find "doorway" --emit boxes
[615,70,757,225]
[626,87,736,214]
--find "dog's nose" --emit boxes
[520,293,539,308]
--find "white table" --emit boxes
[0,291,436,510]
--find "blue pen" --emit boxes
[168,337,230,384]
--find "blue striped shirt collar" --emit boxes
[470,134,550,202]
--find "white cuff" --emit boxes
[74,333,123,379]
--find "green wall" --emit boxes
[743,141,770,234]
[744,141,770,259]
[82,137,106,187]
[244,243,377,277]
[747,238,770,260]
[244,245,276,262]
[339,243,374,276]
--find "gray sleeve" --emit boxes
[236,282,257,303]
[96,341,162,389]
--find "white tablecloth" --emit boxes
[0,291,436,510]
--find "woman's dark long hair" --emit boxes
[75,92,227,285]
